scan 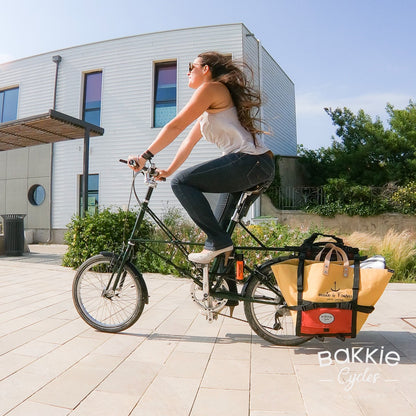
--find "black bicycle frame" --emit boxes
[107,171,291,304]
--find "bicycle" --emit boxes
[72,160,312,346]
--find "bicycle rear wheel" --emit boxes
[244,259,312,346]
[72,254,146,332]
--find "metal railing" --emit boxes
[271,186,390,210]
[273,187,325,210]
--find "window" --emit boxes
[28,185,46,206]
[82,72,102,125]
[154,62,177,127]
[0,87,18,123]
[79,174,99,215]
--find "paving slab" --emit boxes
[0,247,415,415]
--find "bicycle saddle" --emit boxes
[245,181,271,195]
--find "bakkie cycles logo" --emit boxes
[318,346,400,391]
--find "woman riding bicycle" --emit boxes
[127,51,275,264]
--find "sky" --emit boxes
[0,0,414,150]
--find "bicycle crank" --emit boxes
[190,279,229,323]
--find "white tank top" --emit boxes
[199,107,269,155]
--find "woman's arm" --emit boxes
[128,82,226,170]
[149,83,215,152]
[156,120,202,179]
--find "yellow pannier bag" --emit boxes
[271,243,393,337]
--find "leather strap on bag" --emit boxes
[351,253,361,336]
[317,243,350,277]
[315,245,343,262]
[288,302,374,314]
[296,251,306,331]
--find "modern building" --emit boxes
[0,23,297,244]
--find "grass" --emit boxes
[343,229,416,282]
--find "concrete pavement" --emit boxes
[0,245,415,416]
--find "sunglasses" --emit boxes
[188,62,206,72]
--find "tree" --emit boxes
[296,144,335,186]
[298,101,416,186]
[384,101,416,182]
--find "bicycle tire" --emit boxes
[244,259,312,346]
[72,254,146,332]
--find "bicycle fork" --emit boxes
[103,243,134,296]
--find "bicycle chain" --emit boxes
[216,312,248,323]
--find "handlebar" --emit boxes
[119,159,166,181]
[119,158,137,167]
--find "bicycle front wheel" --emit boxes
[72,254,146,332]
[244,259,312,346]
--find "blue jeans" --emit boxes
[171,152,275,250]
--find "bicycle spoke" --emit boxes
[73,255,145,332]
[244,262,311,346]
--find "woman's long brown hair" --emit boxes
[198,51,264,144]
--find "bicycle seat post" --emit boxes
[231,182,270,224]
[231,191,250,223]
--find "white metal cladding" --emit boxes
[52,24,245,228]
[240,28,297,156]
[0,54,57,118]
[261,49,297,156]
[0,24,297,230]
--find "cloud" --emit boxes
[296,91,413,119]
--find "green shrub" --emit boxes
[307,201,384,217]
[305,179,395,217]
[391,181,416,214]
[233,221,323,267]
[63,207,153,268]
[134,207,204,275]
[140,215,323,275]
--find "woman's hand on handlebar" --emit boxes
[120,157,168,182]
[155,169,170,181]
[127,154,145,172]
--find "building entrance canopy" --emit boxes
[0,109,103,151]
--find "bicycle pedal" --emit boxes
[200,309,218,323]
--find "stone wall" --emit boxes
[261,195,416,236]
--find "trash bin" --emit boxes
[1,214,26,256]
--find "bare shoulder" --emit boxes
[197,82,232,110]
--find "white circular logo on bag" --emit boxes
[319,313,335,324]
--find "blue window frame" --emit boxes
[83,72,102,126]
[0,87,19,123]
[154,62,177,128]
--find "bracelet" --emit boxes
[140,150,154,160]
